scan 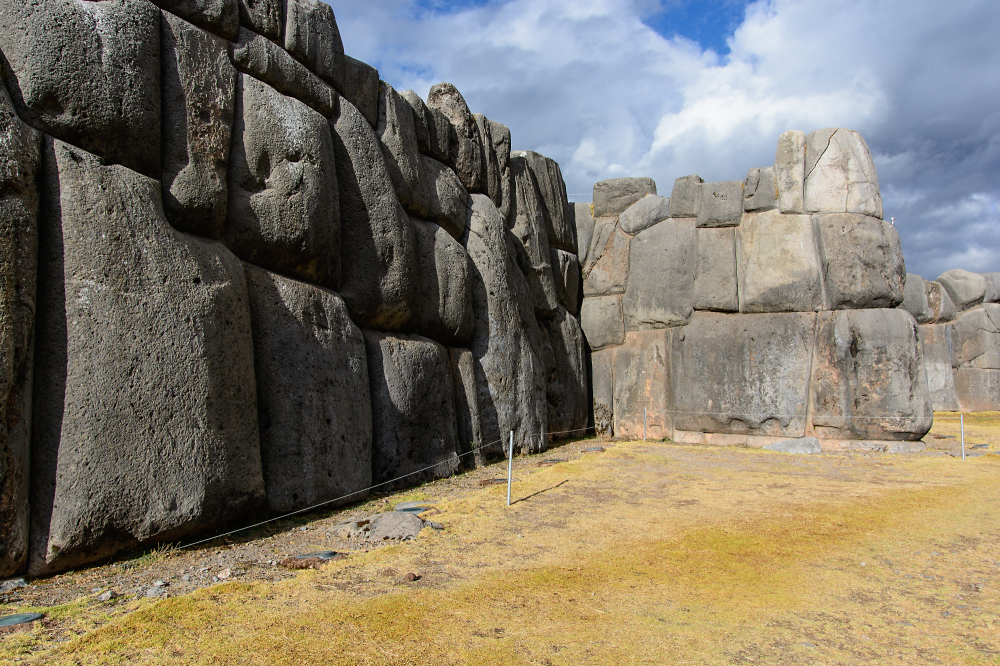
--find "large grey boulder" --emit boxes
[737,210,825,312]
[414,156,468,239]
[237,0,281,40]
[949,304,1000,370]
[619,195,670,235]
[669,175,703,219]
[462,194,547,455]
[697,181,743,228]
[400,90,450,164]
[983,273,1000,303]
[0,0,161,178]
[612,329,673,441]
[694,227,738,312]
[582,220,630,297]
[918,324,960,411]
[225,74,339,287]
[0,84,40,577]
[244,265,371,513]
[230,27,338,118]
[332,98,420,330]
[449,348,485,465]
[672,312,816,438]
[580,294,625,351]
[953,368,1000,412]
[31,140,264,576]
[365,331,460,489]
[763,437,822,454]
[593,178,657,218]
[622,219,697,330]
[508,156,559,317]
[774,130,805,214]
[900,274,933,324]
[926,280,957,323]
[427,83,484,193]
[151,0,238,40]
[814,213,905,309]
[804,128,883,219]
[936,269,987,311]
[810,309,932,441]
[518,151,575,252]
[412,219,474,346]
[591,348,614,437]
[161,12,236,239]
[573,203,595,266]
[541,307,589,439]
[743,166,777,212]
[341,56,379,129]
[552,249,581,315]
[283,0,344,90]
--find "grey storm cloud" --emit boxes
[330,0,1000,279]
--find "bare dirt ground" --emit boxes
[1,413,999,665]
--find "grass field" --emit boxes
[3,414,1000,665]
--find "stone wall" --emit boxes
[578,128,937,449]
[0,1,586,576]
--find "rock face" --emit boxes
[0,0,161,178]
[900,274,934,324]
[244,265,371,513]
[401,90,450,164]
[697,181,743,228]
[160,12,236,239]
[541,307,589,438]
[737,210,824,313]
[0,84,41,577]
[573,202,595,265]
[593,178,656,218]
[151,0,239,40]
[774,130,805,214]
[481,118,512,218]
[508,156,559,317]
[813,213,905,309]
[237,0,281,40]
[580,295,625,351]
[583,219,630,297]
[622,219,697,331]
[619,195,670,236]
[364,331,460,489]
[31,140,264,576]
[743,167,777,212]
[340,56,379,128]
[949,305,1000,370]
[411,219,474,347]
[449,348,484,463]
[669,175,703,219]
[612,329,672,440]
[283,0,344,90]
[919,324,960,411]
[953,367,1000,412]
[804,128,882,219]
[552,249,581,316]
[936,269,987,311]
[518,151,575,252]
[225,74,339,287]
[427,83,484,194]
[694,227,738,312]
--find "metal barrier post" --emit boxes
[961,413,966,461]
[507,430,514,506]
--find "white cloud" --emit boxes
[330,0,1000,277]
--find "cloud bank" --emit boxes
[331,0,1000,279]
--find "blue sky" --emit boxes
[330,0,1000,279]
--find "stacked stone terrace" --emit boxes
[577,128,937,449]
[0,0,587,577]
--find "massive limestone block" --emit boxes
[775,130,805,214]
[230,27,338,118]
[669,175,703,219]
[694,227,738,312]
[744,166,777,212]
[622,219,697,330]
[332,98,420,330]
[0,0,160,178]
[0,84,40,577]
[950,305,1000,370]
[401,90,451,164]
[283,0,344,90]
[484,118,512,217]
[814,212,905,309]
[919,323,960,411]
[804,128,883,219]
[593,178,657,218]
[582,221,630,297]
[427,83,484,193]
[580,294,625,351]
[541,307,589,438]
[237,0,281,40]
[936,269,987,312]
[415,156,468,239]
[926,280,957,323]
[619,195,670,236]
[462,194,547,455]
[365,331,460,488]
[592,347,615,437]
[225,74,339,287]
[552,249,581,316]
[809,309,932,441]
[341,56,379,129]
[152,0,238,40]
[900,274,933,324]
[953,368,1000,412]
[672,312,816,437]
[161,12,236,239]
[737,210,825,313]
[475,115,500,212]
[983,273,1000,303]
[449,347,484,464]
[574,202,595,266]
[508,156,560,317]
[244,265,371,513]
[518,151,575,253]
[613,329,673,441]
[412,219,474,346]
[697,181,743,228]
[31,140,264,576]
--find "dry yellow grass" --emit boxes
[4,415,1000,665]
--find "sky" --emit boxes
[329,0,1000,280]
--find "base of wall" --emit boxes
[670,430,926,453]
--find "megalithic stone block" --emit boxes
[936,269,987,312]
[508,155,560,318]
[237,0,281,40]
[613,329,673,441]
[669,175,703,219]
[427,83,484,194]
[697,181,743,228]
[341,56,379,129]
[949,304,1000,370]
[804,128,883,219]
[737,210,825,313]
[622,219,697,331]
[918,323,960,411]
[376,81,422,208]
[813,212,905,309]
[0,82,41,577]
[0,0,161,178]
[953,367,1000,412]
[743,166,777,212]
[618,195,670,236]
[574,202,595,266]
[244,264,371,513]
[580,294,625,351]
[475,114,502,213]
[484,118,512,217]
[31,139,264,576]
[160,11,236,239]
[693,227,738,312]
[926,280,957,323]
[552,248,581,316]
[984,273,1000,303]
[283,0,344,90]
[774,130,805,214]
[591,347,615,437]
[400,90,451,164]
[449,347,484,466]
[593,178,657,218]
[151,0,238,40]
[540,306,589,439]
[582,219,630,297]
[518,151,576,253]
[411,218,474,347]
[900,274,933,324]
